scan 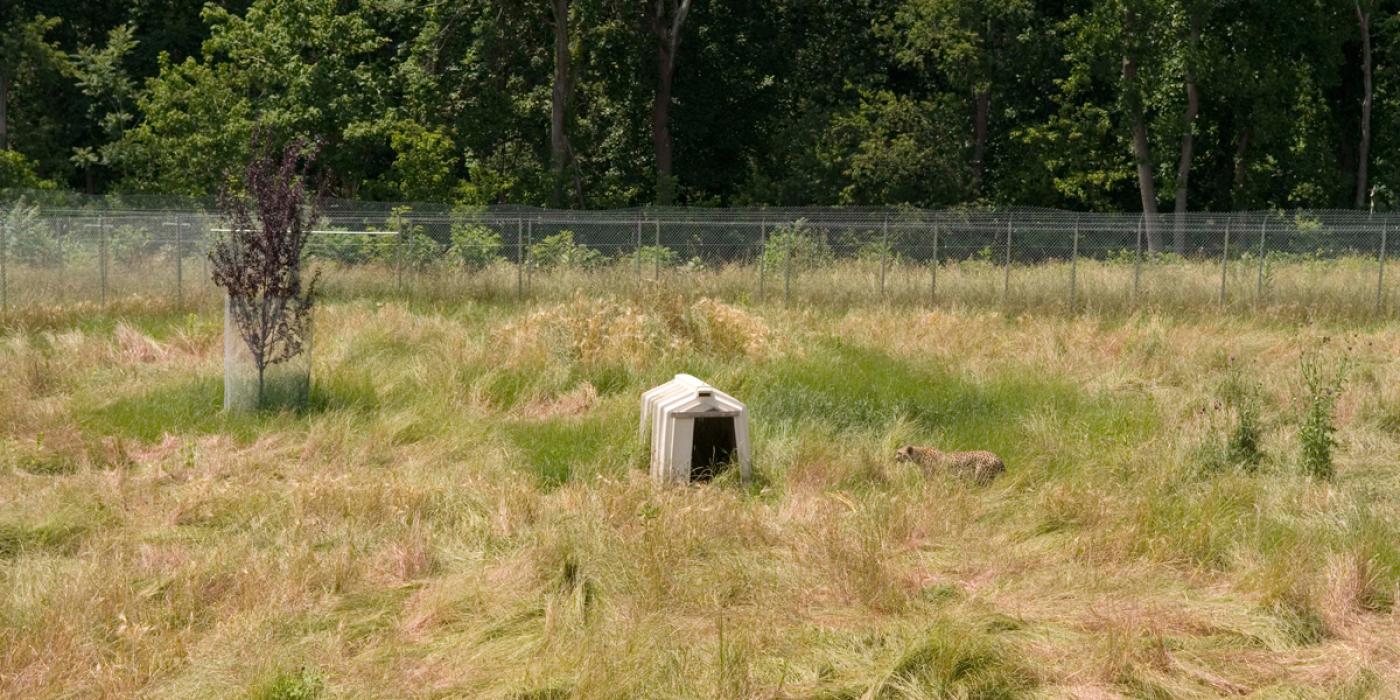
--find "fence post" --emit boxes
[527,218,534,293]
[784,221,793,306]
[930,221,939,306]
[635,216,642,282]
[395,220,404,295]
[1378,218,1389,315]
[758,218,767,303]
[100,213,108,306]
[653,218,661,281]
[1219,220,1231,307]
[200,216,207,290]
[1069,216,1079,312]
[0,218,7,312]
[1002,218,1012,304]
[1132,216,1143,306]
[57,219,66,302]
[516,218,524,300]
[175,214,184,308]
[1255,216,1267,305]
[880,215,889,298]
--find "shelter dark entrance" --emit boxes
[690,416,737,481]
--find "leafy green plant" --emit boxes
[849,229,901,265]
[761,219,833,271]
[311,231,389,265]
[4,197,67,267]
[1299,351,1348,480]
[109,224,152,266]
[1106,248,1187,265]
[384,206,441,270]
[1221,363,1265,472]
[449,223,503,269]
[251,667,324,700]
[1227,401,1264,471]
[529,230,605,269]
[636,244,680,268]
[398,229,441,269]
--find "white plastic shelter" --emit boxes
[640,374,751,484]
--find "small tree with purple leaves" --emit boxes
[211,135,322,408]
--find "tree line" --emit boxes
[2,1,1397,245]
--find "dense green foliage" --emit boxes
[4,0,1400,213]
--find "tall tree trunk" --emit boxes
[1356,1,1373,209]
[650,0,690,206]
[1173,26,1201,254]
[971,88,990,197]
[550,0,572,208]
[1232,127,1251,206]
[0,75,9,152]
[1131,117,1161,251]
[652,47,674,204]
[1121,10,1161,251]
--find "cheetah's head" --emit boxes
[894,445,917,462]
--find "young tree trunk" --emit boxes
[0,74,9,152]
[1356,1,1373,209]
[1120,72,1164,249]
[652,47,675,204]
[550,0,572,208]
[1172,27,1201,254]
[1121,20,1161,252]
[650,0,690,206]
[1232,127,1250,202]
[1131,116,1161,251]
[971,88,990,197]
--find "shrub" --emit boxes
[109,224,152,266]
[854,234,900,266]
[3,197,67,267]
[529,230,605,269]
[399,228,442,269]
[636,244,680,268]
[761,219,833,271]
[311,231,387,265]
[0,150,56,190]
[449,223,503,269]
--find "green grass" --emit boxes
[504,412,636,487]
[248,668,324,700]
[746,342,1154,456]
[75,370,379,443]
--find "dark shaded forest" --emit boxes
[2,0,1398,217]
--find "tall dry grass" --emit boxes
[4,254,1397,326]
[1,294,1399,697]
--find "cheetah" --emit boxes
[895,445,1005,485]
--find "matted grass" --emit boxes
[2,292,1400,698]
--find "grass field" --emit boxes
[3,282,1400,698]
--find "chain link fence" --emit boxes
[1,196,1395,318]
